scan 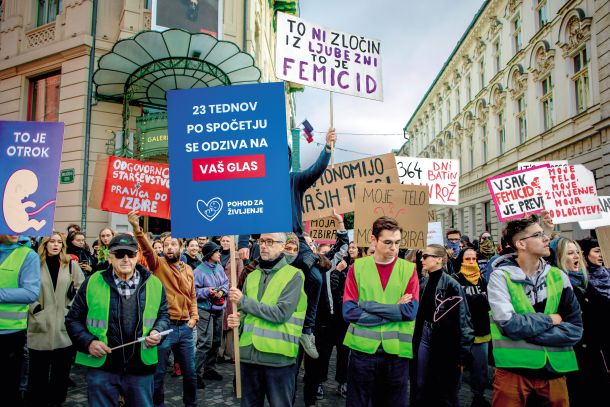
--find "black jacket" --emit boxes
[415,270,474,367]
[451,273,491,338]
[65,264,170,375]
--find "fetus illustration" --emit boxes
[2,169,54,233]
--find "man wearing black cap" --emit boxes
[193,241,229,387]
[66,233,170,407]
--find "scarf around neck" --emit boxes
[479,239,496,258]
[588,265,610,300]
[460,263,481,285]
[568,271,587,289]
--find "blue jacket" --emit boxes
[0,237,41,334]
[194,261,229,311]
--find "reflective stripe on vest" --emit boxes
[343,257,416,358]
[490,266,578,372]
[239,264,307,358]
[0,247,31,330]
[75,272,163,367]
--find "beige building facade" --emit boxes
[0,0,295,238]
[400,0,610,241]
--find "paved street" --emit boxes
[65,350,491,406]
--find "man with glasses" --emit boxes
[227,232,306,406]
[66,234,169,407]
[342,216,419,406]
[488,216,582,406]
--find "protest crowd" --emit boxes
[1,128,609,407]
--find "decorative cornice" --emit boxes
[487,16,502,40]
[491,87,506,114]
[529,46,555,82]
[474,37,487,59]
[559,15,592,58]
[507,0,522,17]
[509,68,528,99]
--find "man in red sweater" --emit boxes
[342,216,419,406]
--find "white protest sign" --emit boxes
[578,196,610,229]
[486,165,550,222]
[518,161,568,170]
[540,164,601,224]
[395,157,459,205]
[275,12,383,101]
[427,222,444,245]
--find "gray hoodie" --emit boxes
[488,254,582,377]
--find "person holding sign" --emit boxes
[0,234,40,406]
[227,232,306,407]
[342,217,419,407]
[487,216,582,406]
[65,234,169,407]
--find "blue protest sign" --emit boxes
[167,82,292,236]
[0,121,65,236]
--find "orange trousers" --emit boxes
[492,368,569,407]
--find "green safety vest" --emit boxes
[239,264,307,358]
[75,271,163,367]
[0,246,31,330]
[490,266,578,373]
[343,257,416,358]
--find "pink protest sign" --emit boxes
[486,165,550,222]
[540,164,601,224]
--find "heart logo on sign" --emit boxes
[196,198,224,222]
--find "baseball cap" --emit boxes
[108,233,138,253]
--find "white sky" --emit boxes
[294,0,485,167]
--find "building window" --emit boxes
[469,206,476,236]
[573,48,589,113]
[517,96,527,143]
[513,15,522,53]
[497,110,505,154]
[537,0,549,29]
[37,0,62,27]
[446,99,451,123]
[493,39,501,73]
[541,75,553,130]
[479,58,485,89]
[28,71,61,121]
[466,74,472,102]
[482,124,488,163]
[484,201,492,234]
[468,135,474,170]
[456,89,461,112]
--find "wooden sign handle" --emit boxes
[229,236,242,398]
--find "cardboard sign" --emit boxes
[354,183,429,249]
[0,121,64,236]
[166,82,291,236]
[579,196,610,229]
[308,216,340,241]
[518,161,568,170]
[540,164,601,224]
[96,156,171,219]
[427,222,444,245]
[395,156,460,205]
[301,153,398,221]
[487,165,549,222]
[595,226,610,267]
[275,12,383,101]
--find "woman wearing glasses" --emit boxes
[27,232,85,407]
[412,244,473,407]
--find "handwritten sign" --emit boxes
[487,165,549,222]
[354,183,429,249]
[395,157,459,205]
[0,121,64,236]
[427,222,444,245]
[540,164,601,224]
[308,216,340,241]
[518,161,568,170]
[275,12,383,101]
[167,82,291,236]
[97,156,171,219]
[578,196,610,229]
[301,153,398,221]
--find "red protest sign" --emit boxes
[101,156,170,219]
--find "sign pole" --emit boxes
[330,92,334,167]
[229,236,242,398]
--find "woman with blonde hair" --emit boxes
[26,232,85,406]
[92,227,115,272]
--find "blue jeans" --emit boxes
[297,238,322,334]
[87,368,154,407]
[241,362,295,407]
[469,342,489,398]
[346,349,410,407]
[153,323,197,407]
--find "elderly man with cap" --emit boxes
[66,233,169,407]
[193,241,229,388]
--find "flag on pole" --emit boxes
[301,119,314,143]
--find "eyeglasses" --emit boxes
[112,250,137,259]
[258,239,284,247]
[381,240,402,247]
[480,236,491,241]
[422,254,441,260]
[518,231,549,241]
